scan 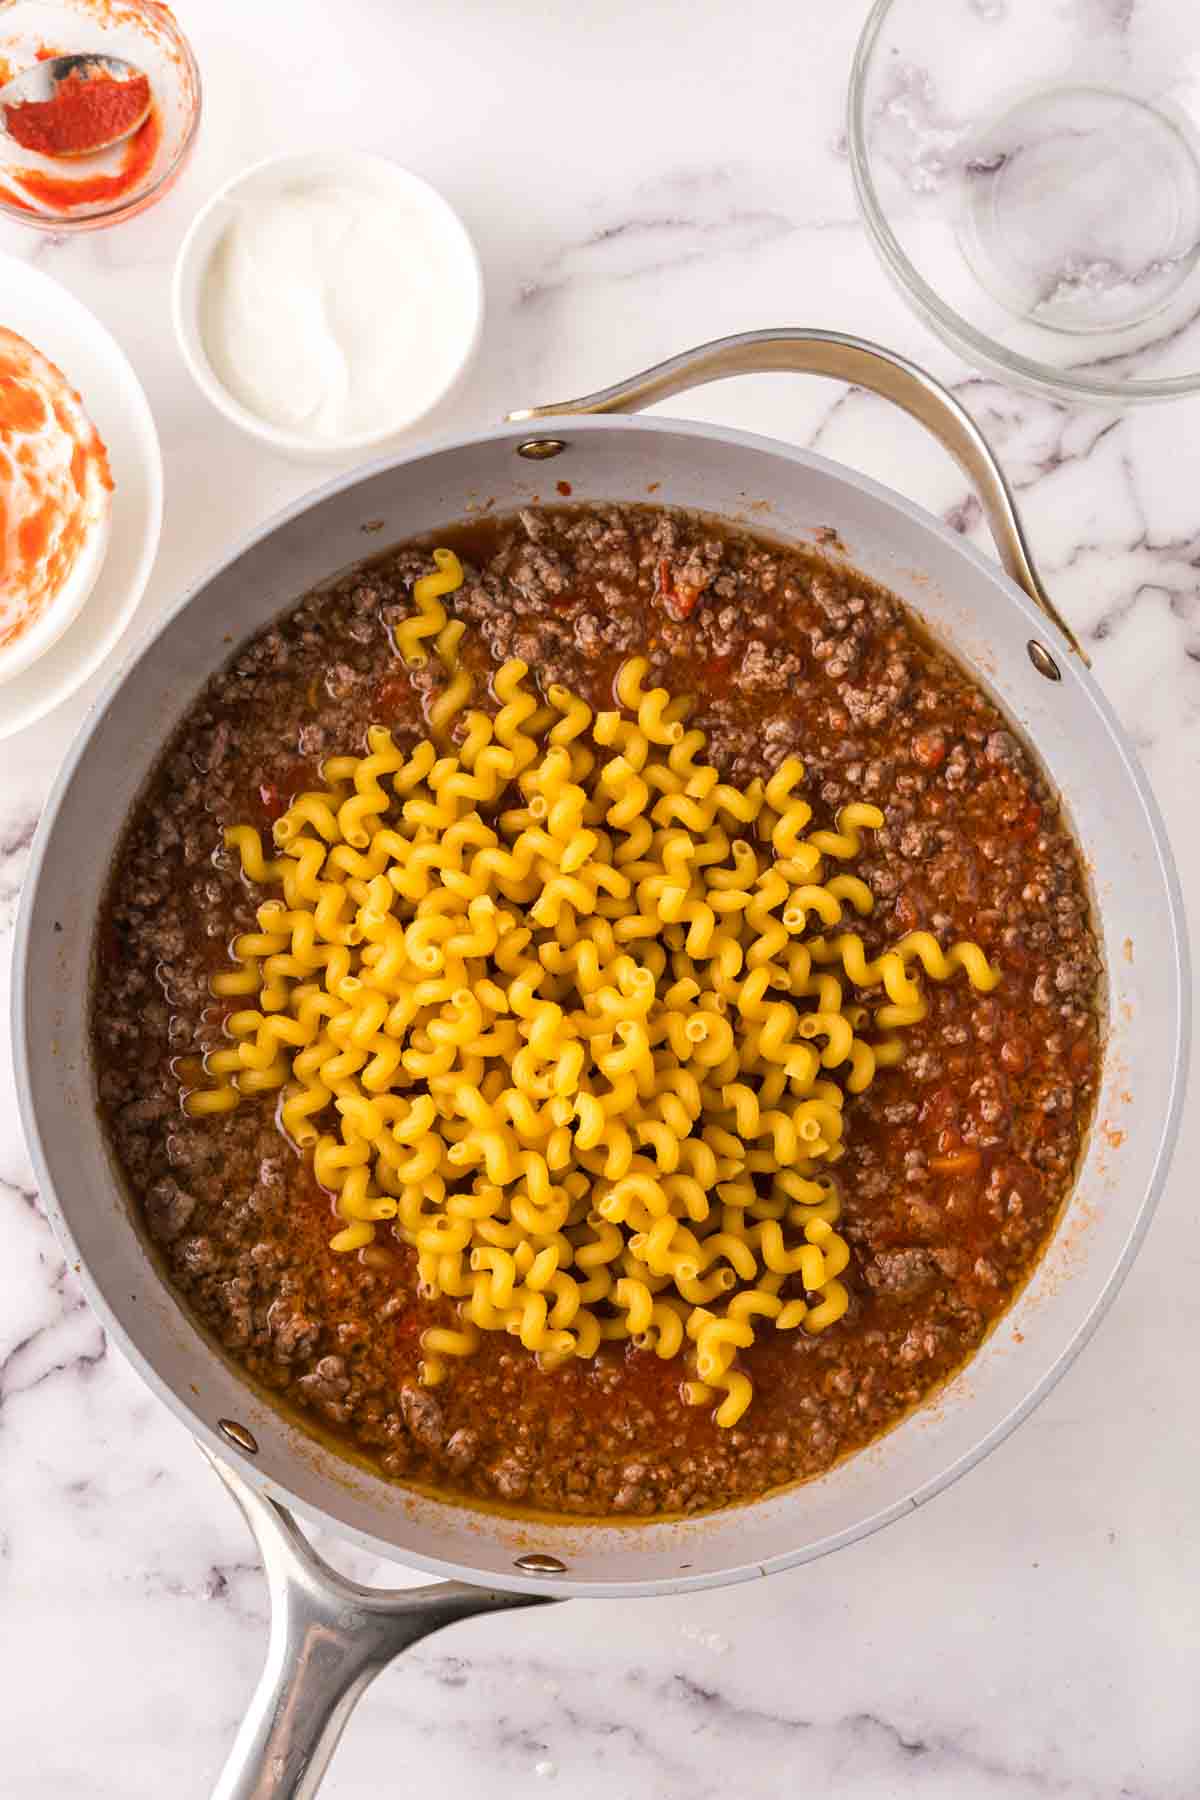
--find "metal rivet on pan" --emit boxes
[1027,639,1062,682]
[514,1552,568,1575]
[218,1418,260,1455]
[516,438,567,461]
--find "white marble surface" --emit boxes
[1,1,1198,1795]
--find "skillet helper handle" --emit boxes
[508,327,1086,664]
[206,1455,554,1800]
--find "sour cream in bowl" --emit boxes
[172,151,484,459]
[0,327,113,686]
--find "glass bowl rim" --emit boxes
[847,0,1200,404]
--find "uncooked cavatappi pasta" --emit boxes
[191,549,999,1429]
[95,504,1102,1516]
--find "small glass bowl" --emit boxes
[848,0,1200,403]
[0,0,200,231]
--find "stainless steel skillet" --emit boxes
[12,332,1189,1798]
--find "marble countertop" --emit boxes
[1,2,1198,1795]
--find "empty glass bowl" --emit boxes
[848,0,1200,402]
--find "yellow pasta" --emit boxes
[390,548,464,666]
[189,549,1000,1425]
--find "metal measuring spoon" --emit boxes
[0,54,151,158]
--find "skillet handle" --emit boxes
[204,1454,555,1800]
[508,327,1086,665]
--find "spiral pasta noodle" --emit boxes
[187,554,999,1427]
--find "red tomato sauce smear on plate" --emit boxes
[0,325,112,650]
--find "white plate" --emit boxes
[0,256,162,740]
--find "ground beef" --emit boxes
[863,1248,940,1300]
[144,1178,195,1243]
[93,504,1102,1519]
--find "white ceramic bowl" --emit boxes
[0,256,162,740]
[0,501,111,690]
[0,325,114,687]
[172,150,485,461]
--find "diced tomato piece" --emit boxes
[930,1148,982,1176]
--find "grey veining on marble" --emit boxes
[0,1,1198,1796]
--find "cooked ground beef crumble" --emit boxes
[93,505,1102,1517]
